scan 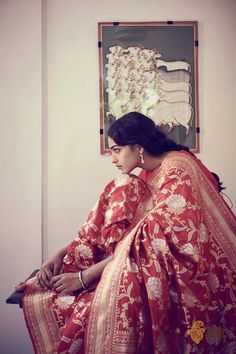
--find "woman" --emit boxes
[22,112,236,353]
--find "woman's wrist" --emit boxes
[82,255,114,286]
[56,245,69,259]
[78,271,89,290]
[81,268,91,287]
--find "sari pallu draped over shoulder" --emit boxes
[86,152,236,354]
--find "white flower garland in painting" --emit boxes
[105,45,193,134]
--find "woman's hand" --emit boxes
[37,252,65,289]
[44,254,114,293]
[15,253,65,292]
[50,273,82,293]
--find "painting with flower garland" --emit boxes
[98,21,199,154]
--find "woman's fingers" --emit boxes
[37,272,82,293]
[50,273,81,293]
[54,283,65,293]
[42,266,53,283]
[50,275,65,292]
[37,267,52,289]
[37,273,48,289]
[53,262,61,276]
[53,280,65,292]
[35,258,63,290]
[50,274,63,290]
[50,274,61,285]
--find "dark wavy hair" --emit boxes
[107,111,191,156]
[211,173,225,193]
[107,112,225,192]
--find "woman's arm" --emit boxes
[82,255,113,285]
[50,255,113,293]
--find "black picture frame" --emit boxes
[98,21,199,154]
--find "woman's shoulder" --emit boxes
[163,150,197,171]
[104,173,146,193]
[158,150,205,183]
[163,151,218,188]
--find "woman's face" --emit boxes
[108,137,140,174]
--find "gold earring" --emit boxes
[139,152,144,165]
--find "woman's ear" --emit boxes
[135,145,144,154]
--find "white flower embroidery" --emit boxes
[147,277,162,299]
[131,261,139,273]
[114,174,130,187]
[199,223,209,243]
[179,243,199,261]
[75,244,93,258]
[105,201,124,224]
[208,273,220,293]
[68,338,83,353]
[183,289,198,307]
[55,295,75,309]
[165,194,187,214]
[151,239,169,255]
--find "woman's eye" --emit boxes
[114,148,120,153]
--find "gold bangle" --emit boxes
[78,271,88,290]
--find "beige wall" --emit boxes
[0,1,42,353]
[1,0,235,352]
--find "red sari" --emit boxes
[85,152,236,353]
[23,152,236,354]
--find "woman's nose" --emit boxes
[111,154,117,164]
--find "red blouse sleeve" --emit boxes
[100,174,147,253]
[63,174,147,271]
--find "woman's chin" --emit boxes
[121,170,132,175]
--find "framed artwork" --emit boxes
[98,21,199,154]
